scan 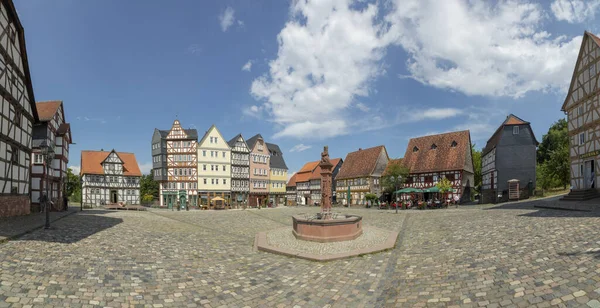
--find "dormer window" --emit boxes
[413,146,419,152]
[431,144,437,150]
[451,141,457,147]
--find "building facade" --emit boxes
[336,146,389,206]
[402,130,475,203]
[562,31,600,193]
[286,173,297,206]
[247,134,270,207]
[80,150,141,206]
[267,143,287,206]
[197,125,231,206]
[152,120,198,209]
[309,158,343,205]
[295,161,319,205]
[482,115,538,203]
[31,101,71,212]
[0,0,39,217]
[228,134,250,207]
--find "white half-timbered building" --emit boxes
[561,31,600,198]
[80,150,141,206]
[31,100,71,211]
[227,133,250,206]
[0,0,38,217]
[153,119,198,209]
[401,131,475,203]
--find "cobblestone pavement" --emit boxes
[2,203,600,307]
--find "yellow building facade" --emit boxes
[197,125,231,207]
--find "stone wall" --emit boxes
[0,195,31,217]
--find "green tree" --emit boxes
[537,118,568,164]
[381,160,410,193]
[66,168,81,202]
[140,174,159,200]
[471,144,482,189]
[544,142,570,189]
[436,177,453,198]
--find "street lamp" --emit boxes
[40,140,55,229]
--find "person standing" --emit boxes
[63,194,68,211]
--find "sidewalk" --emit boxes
[0,208,78,243]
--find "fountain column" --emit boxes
[320,146,334,219]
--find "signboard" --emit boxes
[580,151,600,159]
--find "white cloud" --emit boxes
[242,60,253,72]
[219,6,236,32]
[411,108,463,121]
[289,144,312,152]
[250,0,583,140]
[138,162,152,175]
[551,0,600,23]
[387,0,581,98]
[251,0,390,139]
[68,165,80,175]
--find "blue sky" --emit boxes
[13,0,600,176]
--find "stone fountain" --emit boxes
[291,146,363,242]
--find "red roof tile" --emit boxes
[309,158,342,180]
[35,101,62,121]
[287,173,298,187]
[383,158,404,175]
[295,161,319,183]
[80,150,142,177]
[402,131,471,174]
[336,145,386,180]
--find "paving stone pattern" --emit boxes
[2,203,600,307]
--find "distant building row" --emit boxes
[288,115,539,205]
[150,120,288,209]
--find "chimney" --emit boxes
[359,148,362,151]
[101,148,104,151]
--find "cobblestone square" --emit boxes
[2,201,600,307]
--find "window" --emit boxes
[222,151,225,158]
[211,165,214,171]
[34,153,43,164]
[223,165,226,171]
[203,150,206,157]
[216,179,219,184]
[578,105,584,116]
[203,164,206,171]
[210,137,213,143]
[223,179,227,185]
[513,126,519,135]
[204,179,207,184]
[10,146,17,163]
[451,141,457,147]
[413,146,419,152]
[211,179,214,184]
[431,144,437,150]
[580,132,586,145]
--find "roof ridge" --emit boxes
[35,100,62,104]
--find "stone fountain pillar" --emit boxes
[319,146,334,219]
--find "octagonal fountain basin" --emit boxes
[292,214,363,243]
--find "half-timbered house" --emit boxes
[335,146,389,206]
[295,161,319,205]
[0,0,39,217]
[197,124,231,207]
[31,100,71,211]
[267,143,288,206]
[309,158,343,205]
[80,150,141,206]
[152,120,198,209]
[481,114,538,203]
[561,31,600,200]
[228,134,250,206]
[402,131,475,203]
[286,173,297,206]
[247,134,270,207]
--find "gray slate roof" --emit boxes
[246,134,262,151]
[267,143,288,170]
[157,129,198,140]
[228,133,246,148]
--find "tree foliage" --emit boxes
[140,174,159,200]
[66,168,81,202]
[536,118,570,189]
[471,144,482,190]
[381,160,410,193]
[436,177,453,194]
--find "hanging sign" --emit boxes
[580,151,600,159]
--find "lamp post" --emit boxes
[40,140,55,229]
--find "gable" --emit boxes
[102,151,123,165]
[562,32,600,111]
[167,120,189,139]
[199,125,230,149]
